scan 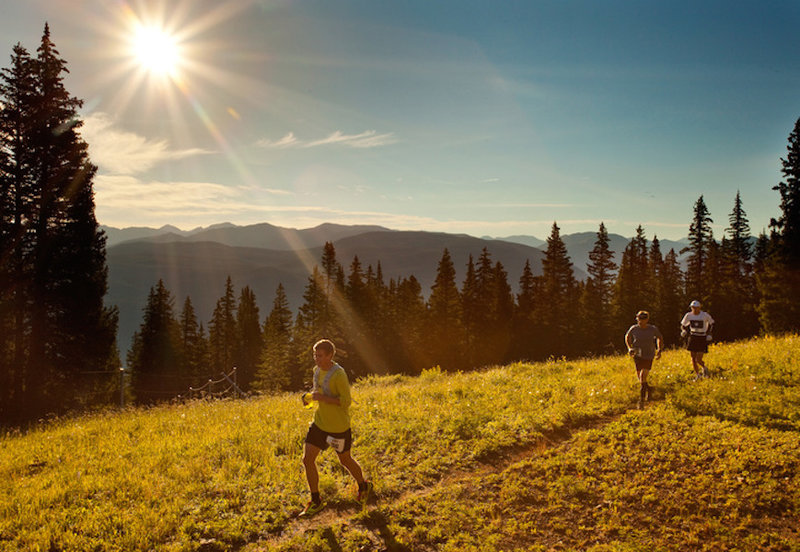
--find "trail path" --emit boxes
[256,412,624,551]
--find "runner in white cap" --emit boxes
[680,300,715,379]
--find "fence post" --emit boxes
[119,366,125,408]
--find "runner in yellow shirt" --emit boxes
[299,339,373,517]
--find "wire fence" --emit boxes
[188,367,244,400]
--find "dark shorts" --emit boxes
[634,357,653,371]
[305,423,353,454]
[687,335,709,353]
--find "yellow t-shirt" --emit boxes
[313,364,352,433]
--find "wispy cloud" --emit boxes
[80,112,213,175]
[257,130,397,149]
[94,175,290,222]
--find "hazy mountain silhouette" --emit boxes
[102,222,393,249]
[106,228,555,357]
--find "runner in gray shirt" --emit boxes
[625,310,664,408]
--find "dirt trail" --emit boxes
[256,412,625,551]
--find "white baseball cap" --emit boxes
[690,300,701,308]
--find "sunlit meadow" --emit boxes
[2,336,799,551]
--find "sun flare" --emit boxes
[132,25,180,77]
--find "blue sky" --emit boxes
[2,0,799,240]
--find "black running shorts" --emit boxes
[687,334,709,353]
[305,423,353,454]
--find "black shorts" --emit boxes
[305,423,353,454]
[687,335,709,353]
[634,357,653,371]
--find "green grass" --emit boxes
[1,336,799,551]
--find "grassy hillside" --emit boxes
[2,336,799,551]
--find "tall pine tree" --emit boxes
[682,195,714,303]
[583,222,618,353]
[426,248,465,370]
[255,283,295,392]
[614,226,650,332]
[541,223,578,357]
[235,286,262,390]
[208,276,237,375]
[759,117,800,332]
[718,192,758,340]
[0,26,117,422]
[127,280,182,403]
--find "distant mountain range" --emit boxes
[102,222,687,357]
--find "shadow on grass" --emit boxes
[361,510,412,552]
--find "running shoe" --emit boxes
[702,366,710,377]
[299,500,325,517]
[357,481,374,505]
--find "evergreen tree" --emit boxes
[320,241,343,336]
[759,117,800,332]
[646,236,666,327]
[614,226,650,332]
[254,283,295,392]
[127,280,182,403]
[717,192,758,340]
[0,27,117,421]
[460,254,479,360]
[179,296,208,384]
[388,275,427,374]
[208,276,237,374]
[0,44,37,420]
[363,261,391,375]
[658,249,685,347]
[292,266,327,387]
[682,195,714,302]
[489,260,515,363]
[771,117,800,266]
[541,223,579,356]
[583,222,618,353]
[235,286,262,390]
[425,248,465,370]
[511,259,544,360]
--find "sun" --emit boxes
[132,25,181,78]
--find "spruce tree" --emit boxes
[584,222,618,353]
[208,276,237,374]
[541,223,578,356]
[490,260,515,363]
[771,117,800,266]
[0,27,117,421]
[179,296,208,384]
[658,249,685,347]
[235,286,262,390]
[292,266,328,387]
[255,283,295,391]
[0,43,36,421]
[511,259,544,360]
[460,254,479,360]
[614,226,649,331]
[759,117,800,332]
[127,280,182,403]
[718,192,758,340]
[426,248,465,370]
[682,195,714,302]
[389,275,427,374]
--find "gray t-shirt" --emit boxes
[625,324,663,359]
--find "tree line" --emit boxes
[2,26,799,422]
[126,150,800,400]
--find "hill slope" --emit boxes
[2,336,799,551]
